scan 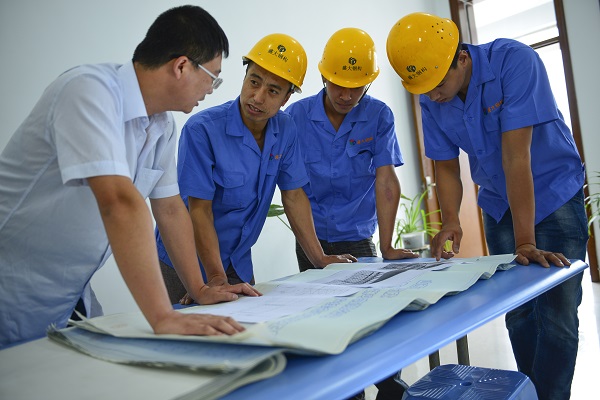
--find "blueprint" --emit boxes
[65,254,517,355]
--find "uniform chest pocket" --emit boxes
[303,149,327,176]
[346,145,375,177]
[483,110,501,134]
[266,158,280,176]
[304,149,322,164]
[215,171,247,208]
[134,168,164,198]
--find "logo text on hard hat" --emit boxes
[268,45,289,63]
[343,65,363,72]
[406,66,428,80]
[341,57,363,72]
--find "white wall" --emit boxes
[1,0,596,315]
[0,0,441,314]
[563,0,600,266]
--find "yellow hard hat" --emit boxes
[386,12,459,94]
[319,27,379,88]
[242,33,307,93]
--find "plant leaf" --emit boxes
[267,204,286,217]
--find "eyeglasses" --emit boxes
[196,63,223,90]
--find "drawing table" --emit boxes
[222,260,587,399]
[0,260,586,400]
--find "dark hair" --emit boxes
[133,5,229,68]
[449,43,464,69]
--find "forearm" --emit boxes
[188,197,228,284]
[505,172,536,248]
[434,159,463,226]
[91,181,173,327]
[503,152,535,247]
[376,166,400,253]
[151,196,207,299]
[282,189,326,266]
[502,127,536,248]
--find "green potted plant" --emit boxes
[394,189,441,250]
[585,171,600,235]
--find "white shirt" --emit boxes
[0,61,179,348]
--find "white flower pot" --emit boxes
[401,231,427,250]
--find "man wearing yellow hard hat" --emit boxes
[387,12,587,400]
[286,27,417,400]
[155,33,356,303]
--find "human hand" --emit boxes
[315,254,357,268]
[152,310,245,336]
[206,277,263,297]
[381,247,420,260]
[514,243,571,268]
[179,292,194,305]
[182,283,262,306]
[431,224,462,261]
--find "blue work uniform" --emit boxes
[420,39,586,400]
[156,98,308,283]
[421,39,585,223]
[285,90,403,242]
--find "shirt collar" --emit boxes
[465,43,496,87]
[118,61,148,123]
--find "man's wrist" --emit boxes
[516,242,536,250]
[206,270,228,285]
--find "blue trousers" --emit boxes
[482,189,588,400]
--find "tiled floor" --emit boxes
[366,266,600,399]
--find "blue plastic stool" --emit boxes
[402,364,538,400]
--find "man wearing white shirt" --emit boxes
[0,5,259,350]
